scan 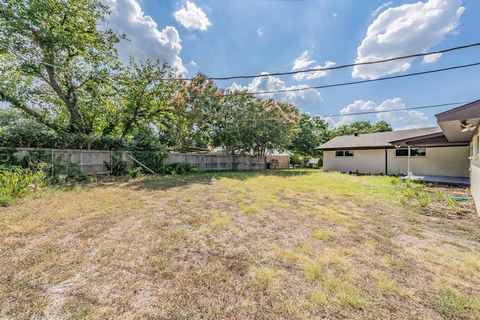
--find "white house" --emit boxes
[317,100,480,214]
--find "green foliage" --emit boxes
[0,0,122,135]
[105,153,128,176]
[400,178,430,208]
[0,167,45,199]
[291,114,328,158]
[162,163,197,175]
[330,120,392,138]
[128,131,168,174]
[126,167,142,179]
[0,194,13,207]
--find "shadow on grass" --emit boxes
[123,169,319,191]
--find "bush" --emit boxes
[162,163,197,175]
[0,167,45,200]
[127,167,142,179]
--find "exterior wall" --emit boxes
[266,155,290,169]
[323,146,470,177]
[469,133,480,215]
[323,149,386,174]
[387,146,469,177]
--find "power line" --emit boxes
[165,41,480,81]
[321,101,468,117]
[223,62,480,96]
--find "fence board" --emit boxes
[164,153,266,171]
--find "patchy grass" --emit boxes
[252,266,282,287]
[312,228,332,241]
[0,170,479,319]
[435,286,480,320]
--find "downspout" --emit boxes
[384,148,388,175]
[407,145,412,177]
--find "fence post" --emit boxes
[51,148,54,176]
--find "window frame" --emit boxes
[395,147,427,157]
[335,150,355,157]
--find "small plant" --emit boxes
[253,267,281,287]
[126,167,142,179]
[0,194,13,207]
[400,178,430,208]
[312,229,331,241]
[446,196,459,212]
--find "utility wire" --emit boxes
[321,101,467,117]
[223,62,480,96]
[165,41,480,81]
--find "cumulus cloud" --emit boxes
[230,72,323,107]
[105,0,186,73]
[352,0,464,79]
[291,51,336,81]
[327,98,430,129]
[371,2,392,17]
[174,1,212,31]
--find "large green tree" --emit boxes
[0,0,121,135]
[291,114,329,156]
[329,120,392,138]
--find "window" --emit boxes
[395,148,426,157]
[335,150,354,157]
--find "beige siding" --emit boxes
[323,146,469,177]
[323,149,385,174]
[266,155,290,169]
[470,134,480,215]
[387,146,469,177]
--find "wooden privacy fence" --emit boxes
[7,148,266,175]
[164,153,266,171]
[12,148,131,176]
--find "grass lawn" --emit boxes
[1,170,480,319]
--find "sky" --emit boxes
[103,0,480,129]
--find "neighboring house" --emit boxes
[307,158,320,168]
[316,99,480,214]
[266,150,291,169]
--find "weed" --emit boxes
[312,229,331,241]
[310,289,328,307]
[303,259,325,282]
[374,273,399,294]
[327,278,367,310]
[253,267,281,286]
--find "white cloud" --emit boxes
[371,2,392,17]
[230,72,323,107]
[174,1,212,31]
[333,13,338,18]
[291,51,336,81]
[422,52,442,63]
[328,98,430,129]
[353,0,464,80]
[257,27,263,37]
[190,60,197,66]
[105,0,186,74]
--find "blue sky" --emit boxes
[106,0,480,129]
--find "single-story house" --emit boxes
[316,99,480,214]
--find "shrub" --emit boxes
[127,167,142,179]
[0,167,45,199]
[162,163,197,175]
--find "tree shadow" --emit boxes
[123,169,318,191]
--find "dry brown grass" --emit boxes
[0,170,479,319]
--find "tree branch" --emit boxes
[0,90,61,132]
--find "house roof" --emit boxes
[316,127,442,150]
[435,99,480,142]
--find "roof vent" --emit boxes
[353,132,359,136]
